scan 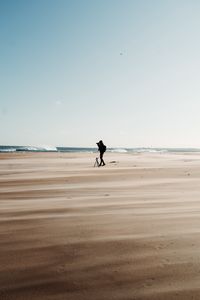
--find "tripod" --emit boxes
[94,157,99,167]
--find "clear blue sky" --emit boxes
[1,0,200,147]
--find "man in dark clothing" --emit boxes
[96,140,106,166]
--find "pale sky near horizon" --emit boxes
[1,0,200,148]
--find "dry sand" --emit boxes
[1,151,200,300]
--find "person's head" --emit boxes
[96,140,103,147]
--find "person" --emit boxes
[96,140,106,166]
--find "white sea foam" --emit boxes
[39,145,58,151]
[15,145,58,152]
[133,148,167,153]
[0,148,16,152]
[20,146,40,151]
[110,148,128,153]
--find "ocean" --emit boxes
[0,145,200,153]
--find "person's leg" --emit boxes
[100,152,105,166]
[99,152,103,166]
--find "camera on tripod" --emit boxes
[94,157,99,167]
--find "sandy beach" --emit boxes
[1,151,200,300]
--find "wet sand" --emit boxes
[1,151,200,300]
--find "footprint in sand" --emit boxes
[57,265,66,273]
[144,278,155,287]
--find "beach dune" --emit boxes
[1,152,200,299]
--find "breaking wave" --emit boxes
[0,145,58,153]
[1,146,200,154]
[109,148,128,153]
